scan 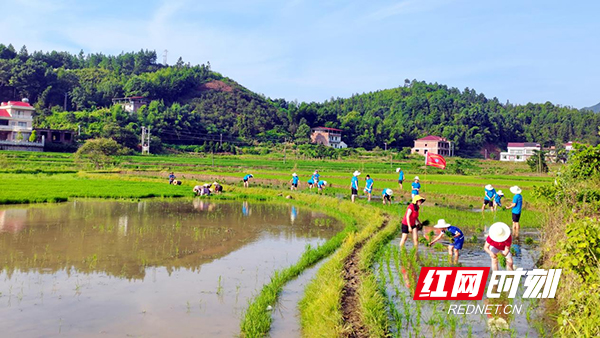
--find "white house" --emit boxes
[0,99,44,151]
[500,142,541,162]
[310,127,346,149]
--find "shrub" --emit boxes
[75,138,130,169]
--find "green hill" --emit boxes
[583,102,600,113]
[1,43,599,155]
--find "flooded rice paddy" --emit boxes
[0,200,341,337]
[377,227,545,337]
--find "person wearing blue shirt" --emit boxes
[482,184,496,212]
[290,173,299,191]
[307,178,314,189]
[243,174,253,188]
[168,172,176,184]
[312,170,320,184]
[317,180,327,192]
[506,186,523,238]
[350,171,360,202]
[396,168,405,190]
[493,190,505,212]
[364,175,374,202]
[429,219,464,264]
[411,176,421,198]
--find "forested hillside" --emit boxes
[1,43,599,155]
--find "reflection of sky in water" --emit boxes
[0,200,341,337]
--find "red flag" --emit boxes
[426,152,447,169]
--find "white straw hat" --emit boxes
[213,181,218,185]
[385,188,393,196]
[292,173,297,176]
[510,186,522,194]
[488,222,511,242]
[434,219,451,228]
[414,176,420,181]
[396,168,401,173]
[485,184,494,190]
[353,171,361,176]
[497,190,504,196]
[321,181,327,185]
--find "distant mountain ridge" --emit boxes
[583,102,600,113]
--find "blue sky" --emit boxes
[1,0,599,108]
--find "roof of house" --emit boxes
[564,141,573,146]
[507,142,541,148]
[2,101,33,107]
[312,127,343,132]
[0,109,10,117]
[416,135,446,141]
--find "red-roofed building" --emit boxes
[310,127,347,149]
[411,135,453,156]
[0,99,44,151]
[500,142,541,162]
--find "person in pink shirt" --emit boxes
[484,222,514,271]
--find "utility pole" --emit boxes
[141,126,150,155]
[384,142,387,151]
[220,133,223,150]
[64,92,68,111]
[78,124,81,136]
[163,50,168,65]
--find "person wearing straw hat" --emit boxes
[290,173,299,191]
[243,174,253,188]
[364,175,374,202]
[484,222,514,271]
[382,188,393,205]
[411,176,421,199]
[396,168,405,190]
[505,186,523,238]
[193,185,202,196]
[400,195,426,249]
[481,184,497,212]
[492,190,504,212]
[213,181,223,194]
[317,180,327,192]
[350,171,360,202]
[428,219,464,264]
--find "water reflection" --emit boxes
[0,200,341,337]
[0,200,340,280]
[0,208,27,233]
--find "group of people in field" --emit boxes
[399,183,524,270]
[172,165,525,271]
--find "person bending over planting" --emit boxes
[484,222,514,271]
[350,171,360,202]
[290,173,299,191]
[429,219,464,264]
[493,190,504,212]
[317,180,327,192]
[482,184,496,212]
[364,175,374,202]
[505,186,523,239]
[382,188,393,205]
[399,195,426,250]
[168,172,176,184]
[243,174,253,188]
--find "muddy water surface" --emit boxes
[0,200,341,337]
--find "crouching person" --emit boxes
[484,222,514,271]
[429,219,464,264]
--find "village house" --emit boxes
[112,96,149,113]
[411,135,453,156]
[0,99,44,151]
[310,127,347,149]
[500,142,541,162]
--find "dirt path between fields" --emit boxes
[341,218,389,338]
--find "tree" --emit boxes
[74,138,130,169]
[527,150,548,173]
[29,130,37,142]
[16,131,23,142]
[294,123,312,144]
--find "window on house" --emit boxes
[18,122,27,127]
[0,120,8,126]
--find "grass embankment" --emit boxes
[536,174,600,337]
